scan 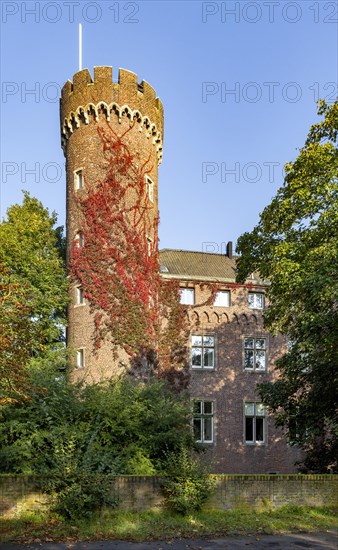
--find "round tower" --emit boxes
[60,67,164,381]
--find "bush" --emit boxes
[0,354,198,518]
[162,445,215,515]
[0,357,196,518]
[42,471,117,520]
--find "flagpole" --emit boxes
[79,23,82,71]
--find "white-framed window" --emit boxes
[76,286,85,305]
[244,402,266,444]
[244,337,267,371]
[76,348,85,368]
[214,290,230,307]
[75,231,84,247]
[146,176,154,203]
[248,292,264,310]
[180,288,195,305]
[191,335,215,369]
[146,236,153,257]
[74,169,83,190]
[193,400,214,443]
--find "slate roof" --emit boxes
[159,249,238,282]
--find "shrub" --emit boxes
[42,471,117,520]
[162,445,215,515]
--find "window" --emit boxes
[74,169,83,190]
[214,290,230,307]
[193,400,214,443]
[76,286,84,305]
[245,402,266,444]
[244,338,267,371]
[180,288,195,305]
[146,176,154,203]
[248,292,264,309]
[191,335,215,369]
[146,237,152,257]
[76,349,85,368]
[75,231,84,247]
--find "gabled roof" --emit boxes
[159,249,238,282]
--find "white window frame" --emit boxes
[244,402,266,444]
[180,288,195,305]
[74,169,84,191]
[214,290,230,307]
[248,292,264,310]
[193,400,214,444]
[76,348,85,368]
[146,176,154,203]
[75,231,84,247]
[146,236,153,257]
[244,337,267,371]
[75,286,85,306]
[191,334,215,370]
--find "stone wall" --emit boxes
[1,475,337,517]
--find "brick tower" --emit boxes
[60,67,164,381]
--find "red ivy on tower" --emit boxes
[70,120,190,388]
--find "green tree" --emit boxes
[0,192,69,356]
[0,264,33,403]
[236,100,338,473]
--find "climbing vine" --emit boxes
[71,120,192,386]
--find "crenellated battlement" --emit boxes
[60,67,164,163]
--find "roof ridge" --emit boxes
[159,248,238,258]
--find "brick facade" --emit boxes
[159,275,303,473]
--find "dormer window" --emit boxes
[214,290,230,307]
[180,288,195,305]
[248,292,264,310]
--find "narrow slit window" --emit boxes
[76,349,85,368]
[146,176,154,203]
[76,286,84,305]
[75,170,83,190]
[75,231,84,247]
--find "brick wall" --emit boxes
[0,476,49,518]
[182,283,304,473]
[1,475,337,517]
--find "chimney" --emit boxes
[226,241,233,259]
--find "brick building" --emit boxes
[60,67,302,473]
[159,248,303,473]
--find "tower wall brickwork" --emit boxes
[60,67,163,381]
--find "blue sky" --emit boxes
[1,0,337,252]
